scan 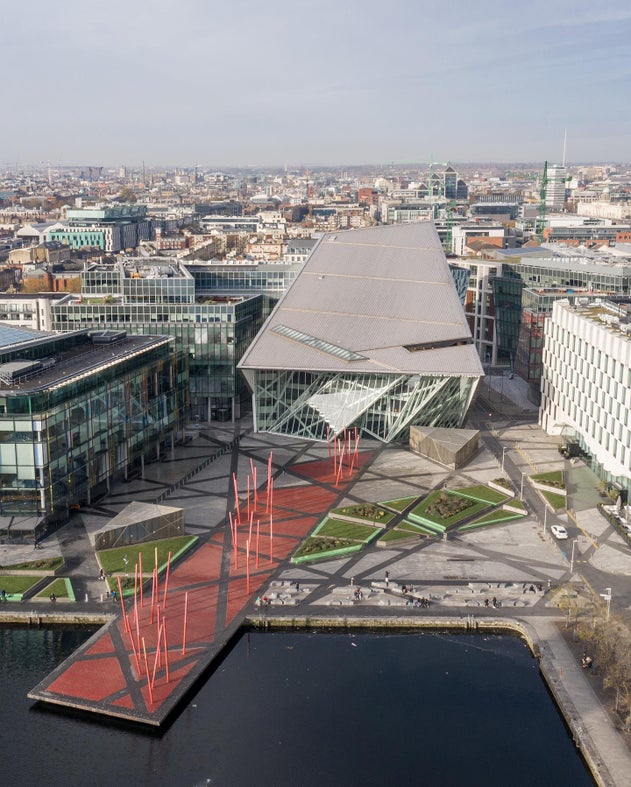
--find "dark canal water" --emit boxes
[1,627,592,787]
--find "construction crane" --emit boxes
[536,161,548,243]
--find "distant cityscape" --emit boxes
[1,157,631,531]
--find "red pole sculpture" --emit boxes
[128,622,141,675]
[133,575,138,620]
[266,452,273,512]
[139,552,144,608]
[154,546,158,571]
[162,551,172,608]
[182,591,189,655]
[142,637,153,705]
[248,511,253,546]
[232,472,241,524]
[246,475,251,522]
[336,440,345,486]
[163,618,170,683]
[246,539,250,595]
[156,603,161,666]
[116,575,131,635]
[346,432,353,470]
[151,622,164,691]
[134,589,141,656]
[150,567,156,624]
[269,509,274,564]
[134,563,138,605]
[333,432,337,472]
[352,430,360,472]
[256,519,260,569]
[253,465,258,512]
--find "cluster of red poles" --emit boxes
[327,426,361,485]
[112,430,361,707]
[114,547,185,706]
[229,454,275,596]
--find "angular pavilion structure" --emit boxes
[238,223,483,442]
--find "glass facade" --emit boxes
[51,296,262,420]
[491,273,524,365]
[187,263,300,295]
[505,259,631,295]
[251,370,478,442]
[0,333,186,526]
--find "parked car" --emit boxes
[550,524,568,539]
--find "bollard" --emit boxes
[100,594,104,603]
[85,593,89,602]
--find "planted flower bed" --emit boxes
[292,537,362,563]
[330,503,394,526]
[291,516,381,564]
[409,491,487,530]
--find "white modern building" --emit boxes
[540,297,631,488]
[545,165,567,211]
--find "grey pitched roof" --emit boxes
[239,223,483,377]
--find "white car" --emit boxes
[550,524,568,540]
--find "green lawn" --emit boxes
[316,517,380,542]
[505,499,526,512]
[380,496,420,512]
[451,485,509,505]
[0,575,42,596]
[377,520,430,544]
[458,509,527,530]
[540,490,566,510]
[378,528,421,544]
[532,470,565,488]
[1,556,64,571]
[36,578,72,599]
[97,535,198,574]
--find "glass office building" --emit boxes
[51,261,266,420]
[0,330,186,532]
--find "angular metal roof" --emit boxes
[238,223,483,377]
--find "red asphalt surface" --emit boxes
[33,450,375,724]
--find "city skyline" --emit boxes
[3,0,631,168]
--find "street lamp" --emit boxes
[543,506,548,534]
[501,446,508,474]
[570,539,578,573]
[601,587,612,620]
[520,472,526,501]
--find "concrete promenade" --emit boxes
[3,401,631,784]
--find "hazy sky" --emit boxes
[4,0,630,167]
